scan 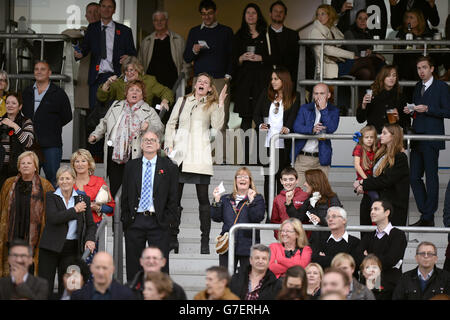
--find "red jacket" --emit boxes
[268,242,312,278]
[73,175,115,223]
[271,187,309,239]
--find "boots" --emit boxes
[199,204,211,254]
[169,206,183,254]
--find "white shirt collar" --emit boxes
[200,21,218,29]
[423,76,433,90]
[54,187,79,200]
[327,231,349,243]
[11,273,29,284]
[271,25,283,33]
[101,20,115,28]
[375,222,393,239]
[417,268,434,281]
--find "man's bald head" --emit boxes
[91,252,115,288]
[312,83,331,106]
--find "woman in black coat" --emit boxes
[253,67,301,203]
[232,3,272,133]
[354,124,410,226]
[38,165,96,299]
[357,65,410,134]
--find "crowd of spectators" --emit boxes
[0,0,449,301]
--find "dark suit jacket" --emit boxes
[0,275,48,300]
[411,78,450,151]
[71,280,134,300]
[79,21,137,85]
[39,192,96,254]
[22,82,72,148]
[121,155,179,230]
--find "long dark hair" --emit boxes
[237,3,267,37]
[267,67,295,111]
[371,65,401,98]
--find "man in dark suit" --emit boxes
[0,239,48,300]
[267,1,300,85]
[74,0,137,111]
[71,252,134,300]
[121,130,178,282]
[22,60,73,187]
[404,56,450,227]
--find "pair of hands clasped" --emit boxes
[213,186,256,203]
[73,200,96,253]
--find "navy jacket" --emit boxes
[183,24,233,78]
[71,280,134,300]
[411,78,450,150]
[80,21,137,85]
[293,102,340,166]
[211,194,265,256]
[22,82,72,148]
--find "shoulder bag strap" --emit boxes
[175,96,187,130]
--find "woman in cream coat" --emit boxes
[164,73,227,255]
[309,4,356,79]
[89,79,164,198]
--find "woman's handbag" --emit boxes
[214,199,248,255]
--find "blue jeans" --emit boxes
[41,147,62,187]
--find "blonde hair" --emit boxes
[17,151,39,172]
[315,4,338,28]
[71,149,96,176]
[357,125,378,172]
[305,262,324,280]
[331,252,356,270]
[232,167,257,199]
[121,56,144,76]
[191,72,219,110]
[279,218,309,249]
[374,124,404,177]
[0,70,9,92]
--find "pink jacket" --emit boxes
[268,242,312,278]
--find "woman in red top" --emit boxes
[269,218,312,278]
[71,149,115,264]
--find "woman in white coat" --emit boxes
[310,4,369,80]
[164,73,227,255]
[88,79,164,198]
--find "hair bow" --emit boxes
[353,131,362,143]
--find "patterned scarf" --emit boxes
[112,100,144,164]
[7,173,44,248]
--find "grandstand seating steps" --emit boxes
[98,165,449,299]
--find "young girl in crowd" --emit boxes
[352,125,379,225]
[359,254,383,300]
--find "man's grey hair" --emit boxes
[153,11,168,20]
[250,243,271,260]
[327,206,347,221]
[416,241,437,255]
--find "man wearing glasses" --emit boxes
[309,207,361,273]
[393,241,450,300]
[121,131,178,282]
[0,239,48,300]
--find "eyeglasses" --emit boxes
[9,253,30,259]
[236,175,249,180]
[326,214,343,220]
[280,229,296,234]
[143,138,158,144]
[200,11,215,17]
[0,79,7,83]
[417,252,437,257]
[273,101,280,114]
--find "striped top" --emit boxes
[0,115,34,165]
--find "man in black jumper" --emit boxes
[393,241,450,300]
[358,200,407,300]
[310,207,361,274]
[267,1,300,86]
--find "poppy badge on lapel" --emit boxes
[159,169,164,175]
[96,64,100,71]
[116,29,121,36]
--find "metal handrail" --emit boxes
[228,223,450,276]
[113,187,124,284]
[268,133,450,219]
[81,216,108,261]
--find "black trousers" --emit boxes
[107,147,126,199]
[38,240,79,299]
[124,214,170,282]
[219,252,249,275]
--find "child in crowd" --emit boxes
[270,167,309,239]
[352,125,379,203]
[359,254,383,300]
